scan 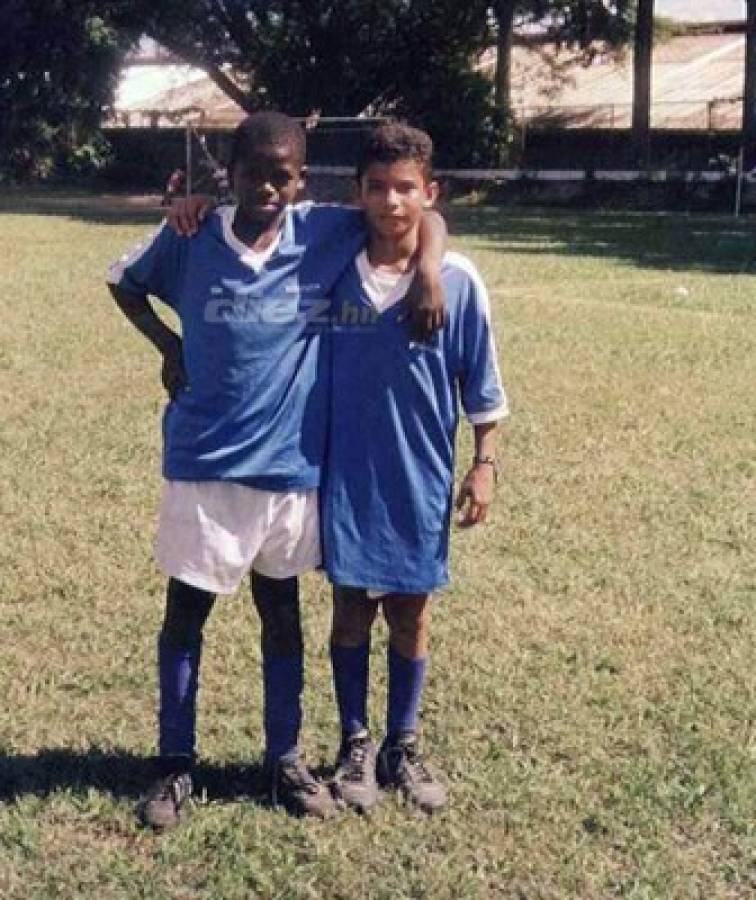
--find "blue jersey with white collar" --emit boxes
[323,251,508,594]
[108,203,365,489]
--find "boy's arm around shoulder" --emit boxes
[165,194,217,236]
[300,203,448,341]
[406,209,447,341]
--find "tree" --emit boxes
[632,0,654,167]
[0,0,134,179]
[493,1,516,117]
[744,0,756,167]
[111,1,495,164]
[490,1,634,126]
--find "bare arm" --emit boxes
[108,283,186,399]
[455,421,499,527]
[406,209,447,341]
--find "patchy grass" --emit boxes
[0,199,754,898]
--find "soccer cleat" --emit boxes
[266,755,339,819]
[376,732,447,814]
[137,772,193,830]
[332,729,379,814]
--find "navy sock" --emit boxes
[330,642,370,737]
[158,634,201,761]
[262,652,303,765]
[386,644,427,743]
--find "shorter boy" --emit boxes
[323,124,508,814]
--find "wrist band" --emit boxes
[473,455,498,482]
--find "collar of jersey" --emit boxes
[356,249,415,314]
[218,204,290,272]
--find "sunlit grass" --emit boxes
[0,198,754,898]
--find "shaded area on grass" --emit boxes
[0,191,164,227]
[2,191,756,277]
[449,206,756,277]
[0,748,270,802]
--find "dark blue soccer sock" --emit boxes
[158,634,201,764]
[330,642,370,737]
[262,652,303,765]
[386,644,427,742]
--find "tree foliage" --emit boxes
[112,0,496,165]
[744,0,756,166]
[0,1,135,179]
[110,1,641,166]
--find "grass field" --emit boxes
[0,194,754,898]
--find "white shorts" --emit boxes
[155,481,321,594]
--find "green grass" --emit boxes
[0,196,754,898]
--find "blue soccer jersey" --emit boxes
[323,250,508,594]
[108,203,365,489]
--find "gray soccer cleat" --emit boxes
[377,732,448,814]
[138,772,193,830]
[266,755,339,819]
[332,729,379,814]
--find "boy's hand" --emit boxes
[166,194,216,236]
[406,267,445,341]
[161,339,187,399]
[455,463,495,527]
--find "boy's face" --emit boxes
[358,159,438,239]
[231,142,305,223]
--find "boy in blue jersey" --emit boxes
[107,112,446,828]
[324,124,508,814]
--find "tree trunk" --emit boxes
[494,0,516,120]
[632,0,654,168]
[203,65,257,114]
[744,0,756,168]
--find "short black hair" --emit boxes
[356,123,434,181]
[229,111,306,170]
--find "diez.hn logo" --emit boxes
[204,280,380,329]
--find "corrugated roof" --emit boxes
[112,74,247,127]
[113,32,746,131]
[656,0,744,23]
[498,33,746,128]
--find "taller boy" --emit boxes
[107,112,445,826]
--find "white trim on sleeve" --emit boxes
[106,220,168,285]
[467,404,510,425]
[443,250,508,420]
[443,251,505,386]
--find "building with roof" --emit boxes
[489,31,746,131]
[112,75,246,128]
[111,4,748,135]
[656,0,744,22]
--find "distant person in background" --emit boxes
[161,167,186,207]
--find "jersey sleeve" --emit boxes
[454,262,509,425]
[106,221,185,310]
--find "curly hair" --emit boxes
[356,123,434,181]
[229,112,306,170]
